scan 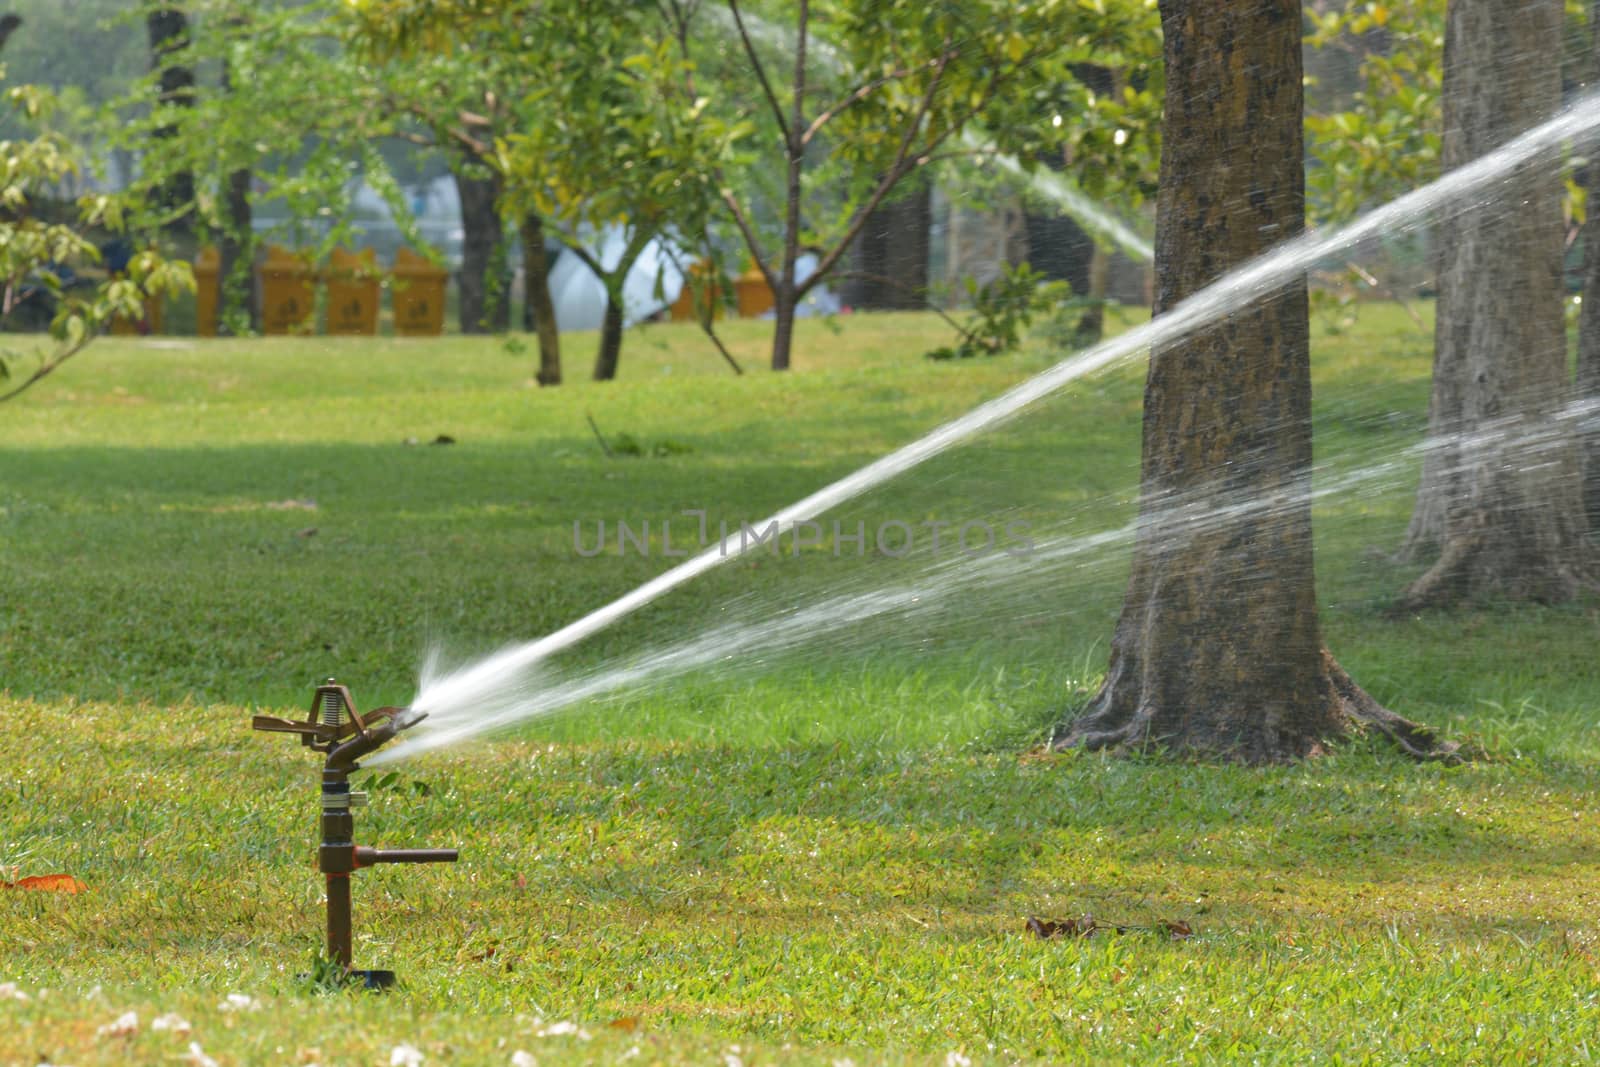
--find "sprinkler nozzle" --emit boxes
[325,706,425,772]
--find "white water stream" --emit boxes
[379,94,1600,762]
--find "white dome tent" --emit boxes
[546,225,687,332]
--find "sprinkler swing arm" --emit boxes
[253,680,458,990]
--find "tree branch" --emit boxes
[718,181,776,290]
[659,244,744,375]
[561,239,607,283]
[727,0,791,145]
[799,44,952,297]
[561,226,655,303]
[801,64,919,147]
[0,331,98,405]
[831,269,964,333]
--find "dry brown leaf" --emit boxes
[1025,915,1194,940]
[1026,916,1090,939]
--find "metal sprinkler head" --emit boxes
[253,679,458,990]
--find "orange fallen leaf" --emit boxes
[3,874,87,894]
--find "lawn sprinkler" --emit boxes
[252,679,458,990]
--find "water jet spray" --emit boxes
[252,679,458,990]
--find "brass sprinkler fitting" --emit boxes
[253,679,458,990]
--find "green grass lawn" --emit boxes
[2,307,1598,1065]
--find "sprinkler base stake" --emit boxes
[347,969,397,992]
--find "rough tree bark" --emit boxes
[453,165,510,334]
[1054,0,1450,763]
[1581,0,1600,531]
[146,8,195,225]
[520,214,561,386]
[1395,0,1595,608]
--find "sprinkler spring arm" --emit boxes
[254,680,458,986]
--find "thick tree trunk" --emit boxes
[1396,0,1595,608]
[453,165,510,334]
[592,295,624,381]
[1075,243,1110,346]
[847,184,931,310]
[1585,200,1600,532]
[1581,0,1600,531]
[146,8,195,225]
[218,39,257,334]
[520,213,561,386]
[1021,212,1094,297]
[1055,0,1450,763]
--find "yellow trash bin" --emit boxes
[669,260,724,323]
[734,269,774,318]
[259,245,315,335]
[109,293,166,336]
[391,248,448,336]
[325,247,380,335]
[107,245,167,337]
[193,246,220,337]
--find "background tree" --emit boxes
[0,81,191,402]
[359,39,560,364]
[487,11,742,381]
[349,0,728,380]
[145,5,196,228]
[667,0,1143,371]
[519,211,560,385]
[217,8,257,332]
[117,1,422,331]
[454,162,510,334]
[1394,0,1596,609]
[1055,0,1448,762]
[1304,0,1444,227]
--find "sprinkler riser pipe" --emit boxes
[320,768,356,967]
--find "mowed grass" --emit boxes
[3,307,1599,1065]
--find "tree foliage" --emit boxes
[1304,0,1445,226]
[666,0,1161,369]
[110,1,422,330]
[352,0,747,378]
[350,0,1163,374]
[0,80,192,403]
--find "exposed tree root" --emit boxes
[1388,530,1486,616]
[1391,525,1599,616]
[1054,651,1469,765]
[1323,656,1472,763]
